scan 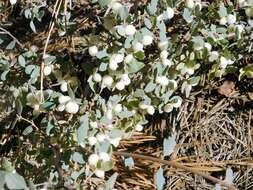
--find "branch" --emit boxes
[0,27,24,49]
[113,151,239,190]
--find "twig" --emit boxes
[0,27,23,48]
[40,0,62,102]
[16,114,39,131]
[113,151,239,190]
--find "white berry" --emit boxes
[43,65,52,76]
[115,81,125,91]
[88,154,99,166]
[227,14,236,25]
[95,169,105,178]
[99,152,110,162]
[135,124,143,132]
[164,104,173,113]
[88,136,97,146]
[58,95,71,104]
[114,104,122,113]
[165,7,174,19]
[147,105,155,115]
[57,104,65,112]
[65,101,79,114]
[125,25,136,36]
[88,46,98,56]
[133,42,143,52]
[93,73,102,82]
[220,17,227,25]
[124,54,133,63]
[102,76,113,87]
[60,81,68,92]
[142,35,153,46]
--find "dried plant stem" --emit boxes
[40,0,62,102]
[113,151,239,190]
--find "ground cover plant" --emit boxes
[0,0,253,189]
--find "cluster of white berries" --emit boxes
[109,54,124,71]
[219,56,234,69]
[185,0,202,10]
[139,104,155,115]
[160,50,173,67]
[57,95,79,114]
[88,46,98,57]
[220,14,237,25]
[115,73,131,91]
[116,24,136,37]
[157,7,174,21]
[88,152,111,178]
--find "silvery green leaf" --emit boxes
[28,180,36,190]
[127,60,145,73]
[6,41,16,50]
[1,70,9,81]
[105,172,118,190]
[98,0,111,6]
[155,167,165,190]
[213,183,222,190]
[99,62,108,71]
[25,65,35,75]
[163,134,176,157]
[72,152,85,164]
[147,0,158,15]
[183,8,193,23]
[30,21,36,33]
[44,55,56,65]
[22,125,33,136]
[124,157,134,168]
[218,3,227,18]
[46,122,54,136]
[124,36,133,49]
[77,114,89,146]
[144,17,152,29]
[96,49,108,59]
[119,6,129,20]
[71,171,80,180]
[144,81,156,93]
[5,172,26,189]
[0,171,5,190]
[225,168,234,184]
[18,55,26,67]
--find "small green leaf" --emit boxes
[105,173,118,190]
[72,152,85,164]
[6,41,16,50]
[18,55,26,67]
[5,172,26,189]
[119,6,129,20]
[100,161,114,171]
[183,8,193,23]
[144,17,152,29]
[30,21,36,33]
[144,81,156,93]
[127,60,145,73]
[163,134,176,157]
[134,51,145,60]
[98,0,111,6]
[77,114,89,146]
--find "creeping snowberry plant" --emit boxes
[0,0,253,189]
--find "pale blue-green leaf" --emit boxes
[25,65,35,75]
[119,6,129,20]
[99,62,108,72]
[18,55,26,67]
[144,81,156,93]
[1,70,9,81]
[214,183,222,190]
[163,134,176,157]
[98,0,111,6]
[225,168,234,184]
[144,17,152,29]
[0,171,5,190]
[22,125,33,136]
[30,21,36,33]
[155,167,165,190]
[72,152,85,164]
[96,49,108,59]
[127,61,145,73]
[6,41,16,50]
[44,55,56,65]
[46,122,54,136]
[147,0,158,15]
[183,8,193,23]
[28,180,36,190]
[124,157,134,168]
[105,172,118,190]
[218,3,227,18]
[77,114,89,146]
[5,172,26,189]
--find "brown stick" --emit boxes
[113,151,239,190]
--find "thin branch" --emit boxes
[16,114,39,131]
[40,0,63,102]
[0,27,24,48]
[113,151,239,190]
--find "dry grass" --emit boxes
[110,81,253,190]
